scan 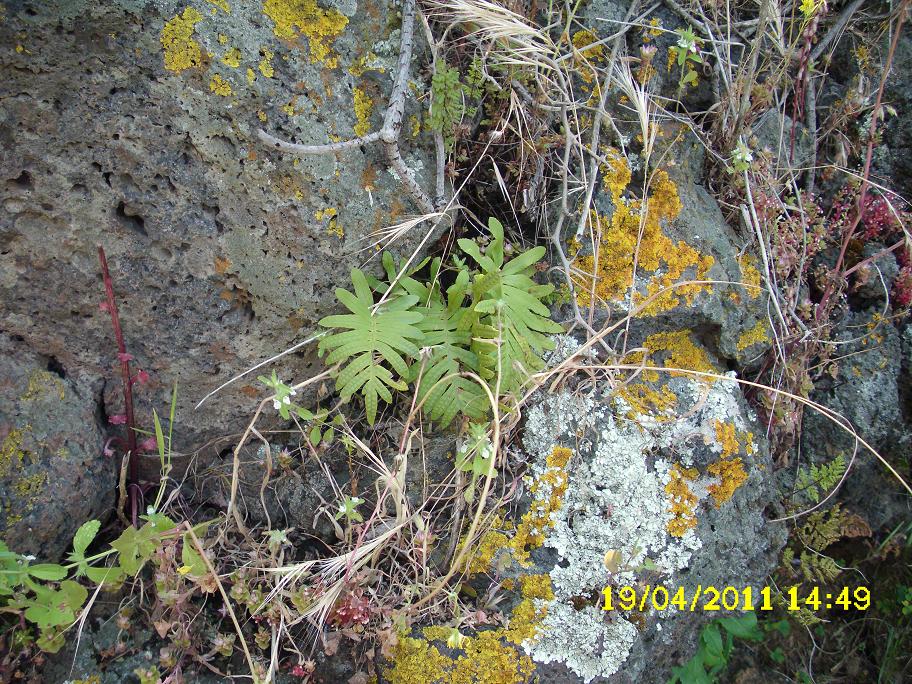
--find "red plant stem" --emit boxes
[98,246,139,526]
[817,0,909,319]
[842,237,907,278]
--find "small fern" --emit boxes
[318,218,560,426]
[796,454,846,503]
[428,63,465,151]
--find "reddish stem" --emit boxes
[98,246,139,526]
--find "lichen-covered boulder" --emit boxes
[0,0,439,451]
[0,333,113,560]
[569,134,774,367]
[380,334,785,684]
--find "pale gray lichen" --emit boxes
[519,364,756,682]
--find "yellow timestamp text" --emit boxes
[600,585,870,612]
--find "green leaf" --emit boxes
[85,564,125,585]
[72,519,101,556]
[318,269,425,425]
[29,564,67,581]
[718,613,762,641]
[701,623,724,665]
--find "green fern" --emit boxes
[429,64,465,151]
[318,218,561,426]
[799,504,845,551]
[459,218,564,396]
[317,269,425,425]
[799,551,841,584]
[796,454,846,503]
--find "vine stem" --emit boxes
[98,246,139,526]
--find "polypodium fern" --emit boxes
[459,217,564,395]
[318,269,424,425]
[317,217,561,426]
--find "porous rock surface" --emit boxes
[0,332,113,559]
[0,0,439,454]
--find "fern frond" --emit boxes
[460,218,563,396]
[318,269,425,425]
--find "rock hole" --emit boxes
[115,201,147,236]
[10,170,32,190]
[102,172,112,187]
[46,356,67,379]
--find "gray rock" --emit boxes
[879,31,912,195]
[0,0,442,453]
[379,334,785,683]
[0,333,113,560]
[799,309,912,531]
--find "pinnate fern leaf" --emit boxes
[318,269,424,425]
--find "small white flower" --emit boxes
[273,399,282,410]
[282,395,291,405]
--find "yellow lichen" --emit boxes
[714,420,739,458]
[617,382,677,420]
[466,447,571,574]
[217,33,229,45]
[221,46,241,67]
[262,0,348,67]
[736,320,770,352]
[639,330,717,381]
[258,48,275,77]
[707,457,748,507]
[209,74,233,96]
[665,463,698,537]
[409,115,421,138]
[386,637,451,684]
[572,164,714,314]
[731,253,762,303]
[0,426,30,479]
[160,7,204,74]
[353,86,373,137]
[257,109,268,121]
[22,370,65,402]
[571,29,603,83]
[502,574,554,645]
[207,0,231,12]
[247,67,257,84]
[387,628,535,684]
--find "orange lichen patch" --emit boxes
[731,253,762,303]
[209,74,233,96]
[736,320,770,352]
[466,447,571,574]
[665,463,699,537]
[353,86,374,137]
[572,164,714,314]
[214,256,232,275]
[617,382,677,420]
[262,0,348,67]
[707,457,748,507]
[161,7,204,73]
[635,330,717,383]
[714,420,739,458]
